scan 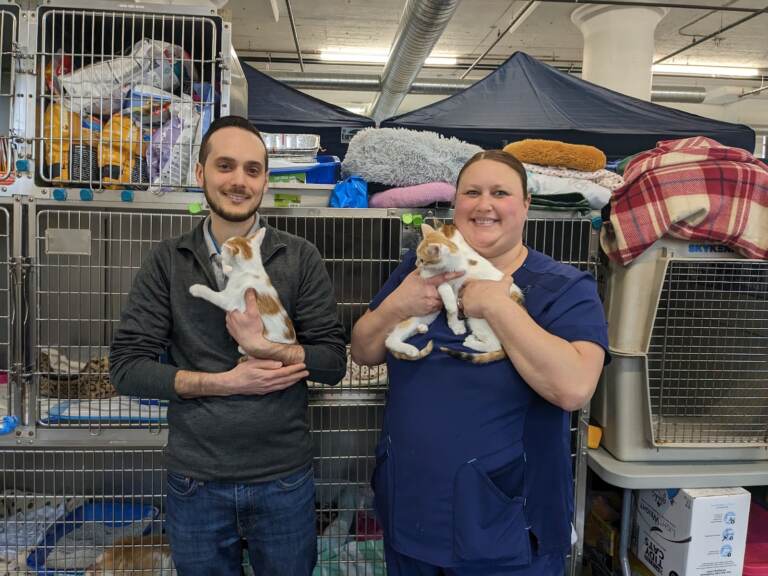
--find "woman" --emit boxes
[351,150,609,575]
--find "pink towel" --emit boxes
[369,182,456,208]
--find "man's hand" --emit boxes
[224,357,309,395]
[226,289,275,358]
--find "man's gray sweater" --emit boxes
[109,220,347,482]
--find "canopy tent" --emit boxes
[381,52,755,158]
[242,62,374,158]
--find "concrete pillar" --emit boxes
[571,5,667,101]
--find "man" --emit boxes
[110,115,347,575]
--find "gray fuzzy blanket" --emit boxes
[342,128,482,187]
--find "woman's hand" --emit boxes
[386,270,464,320]
[459,276,516,318]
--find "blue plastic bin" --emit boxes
[270,155,340,184]
[27,501,158,574]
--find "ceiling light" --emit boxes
[652,64,760,77]
[320,51,457,66]
[424,56,458,66]
[320,51,389,64]
[344,106,367,114]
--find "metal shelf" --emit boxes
[588,446,768,489]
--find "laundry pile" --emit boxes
[341,128,619,210]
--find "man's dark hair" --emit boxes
[198,115,269,170]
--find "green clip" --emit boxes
[412,214,423,227]
[401,213,413,226]
[188,202,203,215]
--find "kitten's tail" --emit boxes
[439,346,506,364]
[390,340,434,361]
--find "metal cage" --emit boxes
[8,201,598,575]
[36,6,222,190]
[0,4,17,184]
[31,207,202,430]
[0,448,168,574]
[29,206,404,429]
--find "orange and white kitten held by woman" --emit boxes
[384,222,525,363]
[189,227,297,349]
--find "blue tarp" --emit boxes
[242,62,374,158]
[381,52,755,158]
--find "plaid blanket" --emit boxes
[600,136,768,265]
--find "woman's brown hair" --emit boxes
[456,149,528,199]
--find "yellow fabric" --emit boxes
[504,139,606,172]
[44,103,85,181]
[100,114,145,187]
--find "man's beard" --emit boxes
[202,179,262,223]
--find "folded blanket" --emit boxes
[530,194,591,213]
[342,128,482,187]
[601,136,768,265]
[524,163,624,191]
[369,182,455,208]
[504,139,606,172]
[527,172,611,209]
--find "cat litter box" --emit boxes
[27,501,157,574]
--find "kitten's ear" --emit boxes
[420,223,435,236]
[249,227,267,247]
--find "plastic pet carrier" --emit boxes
[593,239,768,461]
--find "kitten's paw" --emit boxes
[388,342,433,361]
[189,284,206,298]
[416,323,429,334]
[403,344,420,357]
[448,320,467,335]
[463,334,485,351]
[509,284,525,305]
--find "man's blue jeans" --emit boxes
[165,464,317,575]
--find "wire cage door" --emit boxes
[0,4,18,184]
[648,258,768,447]
[36,6,221,190]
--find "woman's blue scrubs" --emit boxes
[369,248,609,574]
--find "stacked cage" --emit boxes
[592,238,768,461]
[37,5,221,191]
[0,202,601,575]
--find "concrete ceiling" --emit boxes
[223,0,768,113]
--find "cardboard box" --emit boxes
[630,551,656,576]
[633,487,751,576]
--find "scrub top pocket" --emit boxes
[453,442,531,565]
